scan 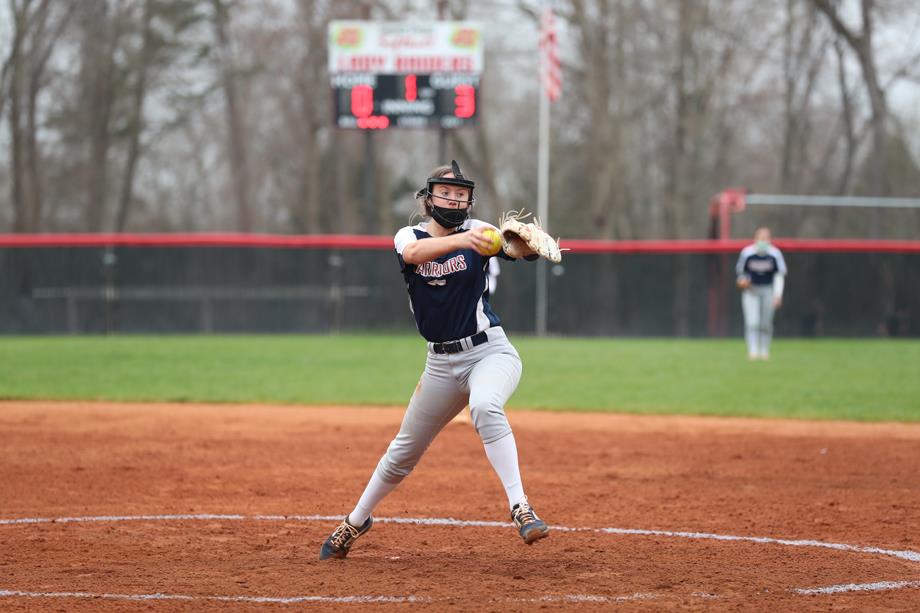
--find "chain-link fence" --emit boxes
[1,241,917,337]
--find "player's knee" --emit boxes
[469,402,511,444]
[376,441,426,482]
[375,463,409,483]
[376,455,415,482]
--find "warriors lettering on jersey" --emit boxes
[746,258,776,274]
[417,254,468,279]
[394,219,509,343]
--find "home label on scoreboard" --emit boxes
[328,21,482,130]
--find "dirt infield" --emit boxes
[1,401,919,611]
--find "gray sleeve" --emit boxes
[735,250,747,276]
[774,248,788,276]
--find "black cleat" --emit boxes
[511,497,549,545]
[319,516,373,560]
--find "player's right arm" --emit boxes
[734,248,751,288]
[735,248,748,277]
[400,229,493,264]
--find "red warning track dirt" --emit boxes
[1,401,919,611]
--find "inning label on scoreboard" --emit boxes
[328,21,482,130]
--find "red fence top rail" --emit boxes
[0,233,393,249]
[1,234,919,253]
[561,238,920,253]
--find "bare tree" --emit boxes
[780,0,829,193]
[113,0,154,233]
[831,38,859,196]
[114,0,209,231]
[812,0,891,238]
[6,0,73,232]
[0,2,20,139]
[6,0,29,232]
[210,0,252,231]
[293,0,326,233]
[78,0,126,232]
[567,0,623,239]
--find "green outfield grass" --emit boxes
[1,335,918,422]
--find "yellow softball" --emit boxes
[482,228,503,256]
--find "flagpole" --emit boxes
[535,75,549,336]
[535,6,551,337]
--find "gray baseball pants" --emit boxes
[375,326,522,484]
[742,285,776,357]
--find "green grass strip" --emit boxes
[0,335,917,422]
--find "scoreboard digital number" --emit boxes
[331,73,479,129]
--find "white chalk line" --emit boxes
[2,513,919,599]
[0,589,656,605]
[795,580,920,595]
[4,512,917,564]
[594,526,920,564]
[0,589,427,604]
[507,592,657,604]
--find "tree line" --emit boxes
[1,0,919,238]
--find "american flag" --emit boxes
[540,6,561,102]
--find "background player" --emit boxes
[319,161,549,560]
[736,227,787,360]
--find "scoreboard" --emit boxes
[328,21,482,130]
[331,73,479,129]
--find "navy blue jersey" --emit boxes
[736,244,787,286]
[395,219,514,343]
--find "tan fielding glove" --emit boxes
[498,209,565,263]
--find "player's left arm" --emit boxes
[772,248,788,307]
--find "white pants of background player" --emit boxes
[345,326,527,527]
[741,275,784,358]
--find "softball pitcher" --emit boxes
[736,227,787,360]
[319,161,550,560]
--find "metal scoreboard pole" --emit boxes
[364,131,377,233]
[437,1,448,163]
